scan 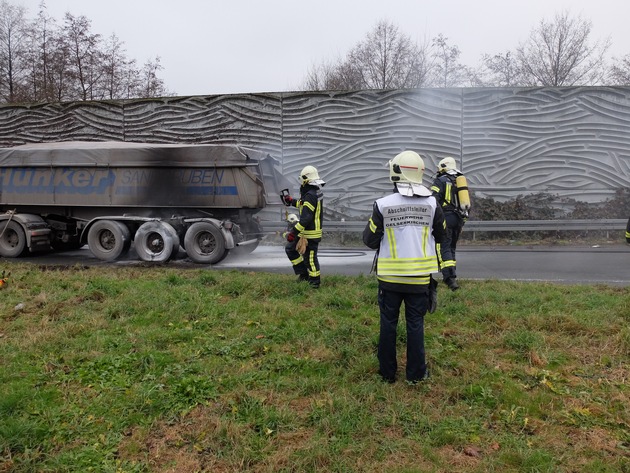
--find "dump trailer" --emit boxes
[0,141,289,264]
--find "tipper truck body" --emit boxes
[0,141,289,264]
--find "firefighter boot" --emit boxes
[445,277,460,291]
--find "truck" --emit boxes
[0,141,289,264]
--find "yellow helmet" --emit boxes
[438,156,457,173]
[389,151,425,184]
[299,165,325,186]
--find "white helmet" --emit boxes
[287,213,299,224]
[389,151,425,184]
[299,165,325,187]
[389,150,432,197]
[438,156,457,173]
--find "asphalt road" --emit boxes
[8,243,630,287]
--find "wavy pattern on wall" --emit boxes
[280,89,462,217]
[0,102,125,144]
[121,95,282,154]
[462,87,630,202]
[1,87,629,218]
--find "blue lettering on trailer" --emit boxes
[0,168,115,194]
[113,186,238,195]
[176,168,225,184]
[120,169,151,185]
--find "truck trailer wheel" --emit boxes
[87,220,131,261]
[0,220,27,257]
[134,221,179,262]
[184,221,228,264]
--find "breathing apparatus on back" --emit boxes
[437,156,471,212]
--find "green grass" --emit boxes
[0,263,628,473]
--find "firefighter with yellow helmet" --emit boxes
[431,156,471,291]
[281,165,325,288]
[363,150,447,384]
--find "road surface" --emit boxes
[8,243,630,287]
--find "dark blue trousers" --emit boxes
[441,212,464,280]
[377,287,428,382]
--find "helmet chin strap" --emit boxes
[396,182,432,197]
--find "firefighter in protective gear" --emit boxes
[626,216,630,244]
[281,165,325,288]
[363,150,447,384]
[431,156,470,291]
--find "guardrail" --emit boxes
[261,219,627,238]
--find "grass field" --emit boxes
[0,262,628,472]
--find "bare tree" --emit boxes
[474,51,524,87]
[608,55,630,85]
[431,34,468,87]
[62,12,102,100]
[22,1,56,101]
[302,20,432,91]
[302,58,356,91]
[101,33,130,99]
[136,55,167,98]
[0,0,170,103]
[347,20,432,89]
[0,0,28,102]
[48,30,75,101]
[516,10,610,86]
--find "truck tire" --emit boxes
[0,220,27,257]
[134,221,179,262]
[184,221,228,264]
[87,220,131,261]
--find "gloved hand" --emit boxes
[296,236,308,255]
[428,276,438,314]
[281,194,294,206]
[286,231,296,243]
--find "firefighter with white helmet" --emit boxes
[431,156,471,291]
[363,150,447,384]
[280,165,325,288]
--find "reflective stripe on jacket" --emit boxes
[293,185,323,240]
[431,172,459,213]
[367,192,440,285]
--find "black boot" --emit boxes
[445,277,459,291]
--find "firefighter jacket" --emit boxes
[290,184,323,241]
[363,191,447,287]
[626,217,630,244]
[431,171,467,217]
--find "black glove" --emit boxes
[286,232,296,243]
[428,276,438,314]
[281,194,294,206]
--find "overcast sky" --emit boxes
[16,0,630,96]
